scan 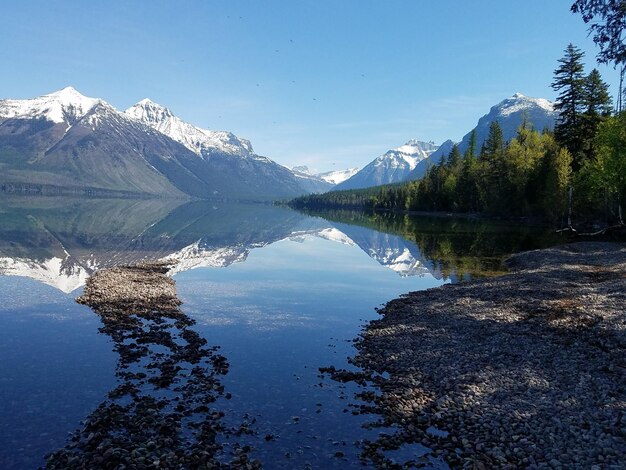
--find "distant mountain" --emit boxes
[317,168,359,185]
[123,97,333,197]
[407,93,557,180]
[125,98,255,160]
[290,165,358,187]
[408,139,456,180]
[335,140,438,191]
[0,87,326,200]
[288,165,335,193]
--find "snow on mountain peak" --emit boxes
[317,167,359,185]
[0,86,102,124]
[137,97,160,106]
[497,92,555,117]
[125,98,175,126]
[394,139,438,157]
[378,140,439,170]
[125,99,255,159]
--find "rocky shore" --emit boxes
[46,262,259,469]
[327,242,626,468]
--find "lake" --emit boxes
[0,196,563,469]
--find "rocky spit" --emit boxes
[45,262,260,469]
[323,242,626,469]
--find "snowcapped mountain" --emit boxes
[0,86,102,125]
[125,99,335,194]
[317,168,359,185]
[0,87,329,199]
[0,87,201,197]
[125,99,256,160]
[288,165,335,193]
[290,165,358,188]
[334,139,439,191]
[125,97,338,196]
[407,93,557,180]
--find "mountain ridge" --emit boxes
[334,139,439,191]
[407,92,557,180]
[0,87,330,199]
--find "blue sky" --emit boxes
[0,1,620,172]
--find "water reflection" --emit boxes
[0,197,319,291]
[0,197,564,468]
[301,209,563,280]
[0,197,561,293]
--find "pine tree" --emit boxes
[552,43,586,168]
[480,121,507,213]
[447,144,462,168]
[481,121,505,160]
[581,68,613,160]
[464,129,477,159]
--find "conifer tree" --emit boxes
[584,69,613,117]
[447,144,462,168]
[464,129,478,159]
[552,43,586,168]
[481,121,505,160]
[581,68,613,160]
[480,121,507,213]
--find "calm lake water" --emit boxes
[0,196,563,469]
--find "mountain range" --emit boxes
[0,87,332,200]
[291,166,359,185]
[334,93,557,190]
[0,88,559,198]
[334,139,439,191]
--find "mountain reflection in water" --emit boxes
[0,196,564,468]
[0,197,561,293]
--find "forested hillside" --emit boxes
[291,44,625,228]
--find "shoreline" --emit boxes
[326,241,626,468]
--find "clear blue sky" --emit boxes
[0,1,620,172]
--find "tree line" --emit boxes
[291,43,625,228]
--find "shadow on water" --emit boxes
[45,262,260,469]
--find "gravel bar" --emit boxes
[338,242,626,469]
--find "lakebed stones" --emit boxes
[323,242,626,468]
[46,261,260,469]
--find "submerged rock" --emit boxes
[46,261,260,469]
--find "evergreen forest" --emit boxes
[291,44,625,229]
